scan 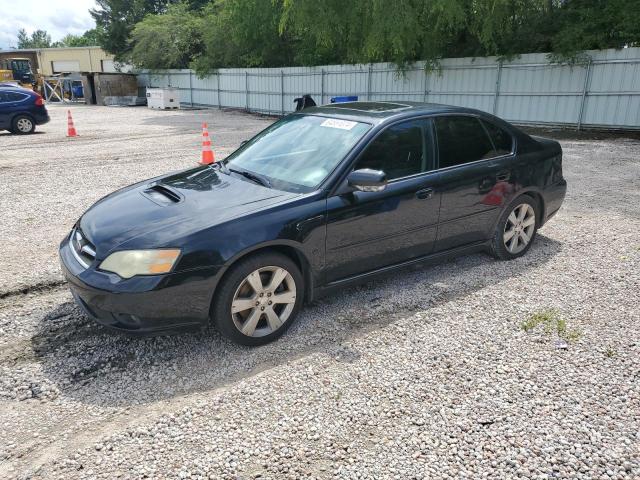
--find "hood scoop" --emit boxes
[142,184,183,206]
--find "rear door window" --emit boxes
[434,116,495,168]
[482,120,514,156]
[2,92,28,102]
[355,119,432,180]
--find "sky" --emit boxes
[0,0,97,50]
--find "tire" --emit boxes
[490,195,539,260]
[212,252,304,346]
[11,115,35,134]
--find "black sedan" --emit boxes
[59,102,566,345]
[0,86,49,134]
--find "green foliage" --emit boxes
[130,2,204,69]
[90,0,171,59]
[550,0,640,62]
[53,29,102,48]
[111,0,640,70]
[521,309,582,342]
[192,0,294,73]
[17,29,53,48]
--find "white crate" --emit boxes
[146,88,180,109]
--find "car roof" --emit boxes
[297,101,490,125]
[0,85,34,93]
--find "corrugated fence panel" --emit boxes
[136,47,640,129]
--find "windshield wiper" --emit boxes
[229,168,272,188]
[215,161,230,174]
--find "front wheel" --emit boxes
[491,196,539,260]
[212,252,304,346]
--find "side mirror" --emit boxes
[347,168,387,192]
[240,140,249,146]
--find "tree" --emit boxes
[98,0,640,70]
[90,0,170,59]
[130,2,204,69]
[551,0,640,61]
[192,0,295,72]
[53,29,102,48]
[16,29,53,48]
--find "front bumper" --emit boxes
[59,235,222,334]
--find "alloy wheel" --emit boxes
[231,266,297,337]
[503,203,536,254]
[16,118,33,133]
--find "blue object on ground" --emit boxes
[330,96,358,103]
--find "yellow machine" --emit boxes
[0,58,36,89]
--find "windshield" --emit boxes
[224,115,371,192]
[11,60,30,72]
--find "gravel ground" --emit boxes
[0,104,273,295]
[0,105,639,479]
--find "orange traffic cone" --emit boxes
[66,110,78,137]
[200,122,215,165]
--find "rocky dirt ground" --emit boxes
[0,105,638,479]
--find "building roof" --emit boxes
[0,46,103,54]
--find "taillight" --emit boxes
[34,94,44,106]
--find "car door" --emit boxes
[0,91,10,129]
[433,115,514,251]
[324,118,441,282]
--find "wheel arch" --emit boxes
[519,189,546,225]
[209,241,314,316]
[11,112,36,132]
[490,188,546,236]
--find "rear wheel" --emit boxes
[12,115,35,134]
[491,196,539,260]
[212,252,304,346]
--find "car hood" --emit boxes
[79,166,298,256]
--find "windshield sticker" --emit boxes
[320,119,357,130]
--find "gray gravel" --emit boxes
[0,104,272,295]
[0,106,638,479]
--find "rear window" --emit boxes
[435,116,495,168]
[0,91,28,102]
[482,120,513,156]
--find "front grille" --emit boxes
[70,228,96,268]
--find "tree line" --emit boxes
[15,1,640,72]
[16,28,100,49]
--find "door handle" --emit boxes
[416,188,434,200]
[496,171,510,182]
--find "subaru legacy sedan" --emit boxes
[59,102,566,345]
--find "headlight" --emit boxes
[99,249,181,278]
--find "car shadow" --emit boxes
[0,131,46,136]
[30,234,561,408]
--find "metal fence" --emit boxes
[137,47,640,129]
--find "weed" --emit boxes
[604,346,616,358]
[521,309,582,343]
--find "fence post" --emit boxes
[493,61,503,114]
[189,70,193,107]
[423,67,429,103]
[281,70,285,116]
[167,71,171,87]
[577,59,592,130]
[367,63,373,101]
[217,72,221,109]
[320,68,325,104]
[245,71,249,111]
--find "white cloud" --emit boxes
[0,0,97,49]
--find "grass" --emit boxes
[521,309,582,343]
